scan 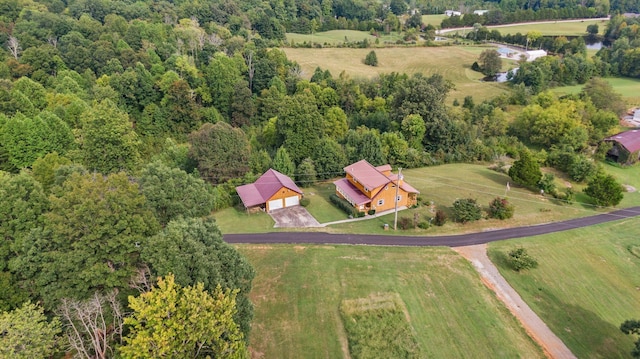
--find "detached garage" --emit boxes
[236,169,303,212]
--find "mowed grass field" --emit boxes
[488,218,640,358]
[238,244,545,358]
[285,30,381,45]
[282,46,515,103]
[488,18,607,36]
[214,162,640,234]
[552,77,640,107]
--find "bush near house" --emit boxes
[452,198,482,223]
[330,194,364,217]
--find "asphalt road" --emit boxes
[224,206,640,247]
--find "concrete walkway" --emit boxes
[454,244,577,359]
[318,206,408,227]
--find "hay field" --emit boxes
[283,46,514,103]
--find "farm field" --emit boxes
[282,46,515,103]
[215,163,640,234]
[552,77,640,107]
[488,218,640,358]
[238,244,545,358]
[285,30,382,46]
[487,18,606,36]
[422,14,448,26]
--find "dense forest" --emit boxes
[0,0,638,356]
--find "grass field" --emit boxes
[422,14,447,26]
[285,30,381,46]
[214,162,640,234]
[552,77,640,107]
[238,244,544,358]
[488,218,640,358]
[282,46,516,103]
[489,19,607,36]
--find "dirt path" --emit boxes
[454,244,576,359]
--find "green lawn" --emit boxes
[422,14,447,27]
[238,244,544,358]
[286,30,380,46]
[490,19,607,36]
[552,77,640,107]
[301,182,347,223]
[282,46,514,104]
[488,219,640,358]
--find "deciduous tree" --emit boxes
[0,302,61,359]
[478,49,502,77]
[188,122,250,184]
[584,171,624,207]
[120,274,248,359]
[81,99,140,174]
[139,161,215,226]
[141,218,255,339]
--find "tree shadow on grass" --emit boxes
[534,291,633,358]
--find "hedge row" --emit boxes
[330,194,365,217]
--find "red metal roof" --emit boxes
[388,174,419,193]
[344,160,391,189]
[236,169,302,208]
[333,178,371,206]
[606,130,640,153]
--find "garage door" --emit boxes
[268,199,283,211]
[285,196,299,207]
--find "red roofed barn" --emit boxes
[604,130,640,165]
[236,169,303,212]
[334,160,419,213]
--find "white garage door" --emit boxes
[285,196,299,207]
[268,199,283,211]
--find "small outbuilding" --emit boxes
[604,130,640,165]
[236,169,303,212]
[526,49,547,61]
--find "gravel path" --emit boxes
[454,244,577,359]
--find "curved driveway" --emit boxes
[224,207,640,246]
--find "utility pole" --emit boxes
[393,168,402,230]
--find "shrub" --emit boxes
[329,194,358,217]
[418,221,430,229]
[508,149,542,188]
[434,210,447,226]
[300,197,310,207]
[452,198,482,223]
[398,217,413,230]
[368,209,376,215]
[488,197,514,220]
[537,173,556,196]
[507,247,539,271]
[364,50,378,66]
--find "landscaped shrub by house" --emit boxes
[300,197,310,207]
[488,197,514,220]
[434,210,447,226]
[507,247,539,271]
[452,198,482,223]
[330,193,359,217]
[368,209,376,215]
[398,217,412,230]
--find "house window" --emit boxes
[365,187,369,192]
[397,195,402,202]
[378,199,384,206]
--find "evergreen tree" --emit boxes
[508,150,542,188]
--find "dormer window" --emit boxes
[364,187,369,192]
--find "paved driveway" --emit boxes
[269,206,320,228]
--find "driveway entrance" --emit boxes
[269,206,320,228]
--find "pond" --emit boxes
[495,68,519,83]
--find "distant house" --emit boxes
[604,130,640,165]
[444,10,462,16]
[526,49,547,61]
[236,169,303,212]
[473,10,489,15]
[334,160,419,213]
